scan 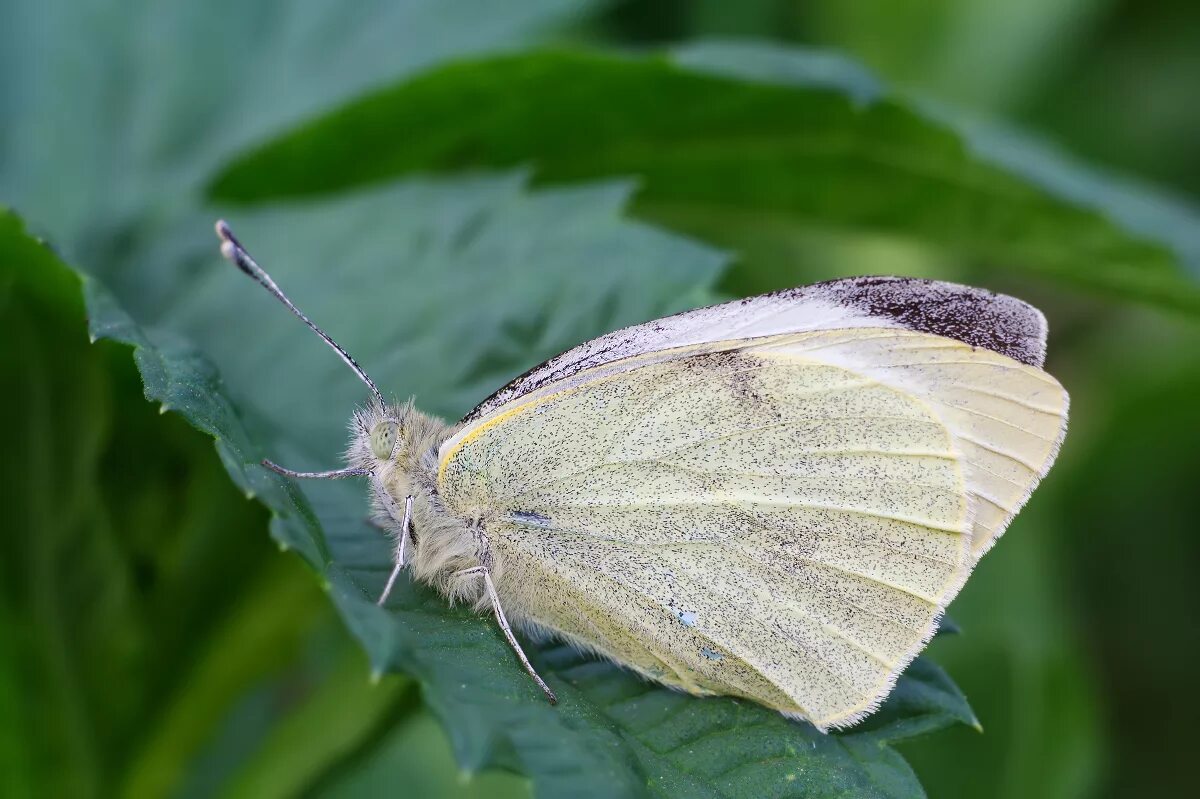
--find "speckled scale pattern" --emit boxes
[813,276,1048,367]
[436,325,1067,729]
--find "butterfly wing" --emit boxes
[437,279,1067,729]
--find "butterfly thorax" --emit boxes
[347,401,491,607]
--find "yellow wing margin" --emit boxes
[437,328,1067,729]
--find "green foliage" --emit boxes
[1047,327,1200,798]
[210,46,1200,312]
[0,212,326,796]
[0,0,594,255]
[0,212,526,799]
[4,1,1200,797]
[76,167,977,795]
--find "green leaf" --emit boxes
[0,0,599,256]
[221,653,415,799]
[0,209,333,797]
[674,40,1200,299]
[72,172,975,798]
[116,559,334,799]
[318,706,531,799]
[897,505,1104,799]
[209,46,1200,314]
[804,0,1102,111]
[2,6,989,793]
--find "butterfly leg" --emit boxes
[375,492,414,607]
[261,460,368,480]
[456,566,558,705]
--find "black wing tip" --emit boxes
[810,275,1049,368]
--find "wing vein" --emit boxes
[947,385,1064,414]
[530,497,969,534]
[955,433,1044,471]
[511,416,952,493]
[931,400,1064,432]
[630,457,964,494]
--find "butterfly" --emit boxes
[217,220,1068,731]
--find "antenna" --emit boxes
[215,220,384,408]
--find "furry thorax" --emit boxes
[346,400,499,611]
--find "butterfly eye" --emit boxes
[370,421,399,460]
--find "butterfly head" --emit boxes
[349,400,448,479]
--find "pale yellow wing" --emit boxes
[754,328,1069,558]
[437,328,1066,729]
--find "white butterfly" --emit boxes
[218,221,1067,731]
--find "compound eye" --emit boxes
[370,421,399,460]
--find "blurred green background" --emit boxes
[2,1,1199,798]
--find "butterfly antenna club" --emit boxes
[215,220,385,408]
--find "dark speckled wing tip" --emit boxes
[811,276,1049,368]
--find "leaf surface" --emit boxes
[210,46,1200,313]
[0,209,333,798]
[70,172,974,797]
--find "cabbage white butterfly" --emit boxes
[216,220,1067,730]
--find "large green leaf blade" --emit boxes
[0,0,598,256]
[2,4,996,796]
[68,173,975,797]
[209,47,1200,313]
[0,209,338,798]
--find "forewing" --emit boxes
[463,276,1050,423]
[436,328,1071,728]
